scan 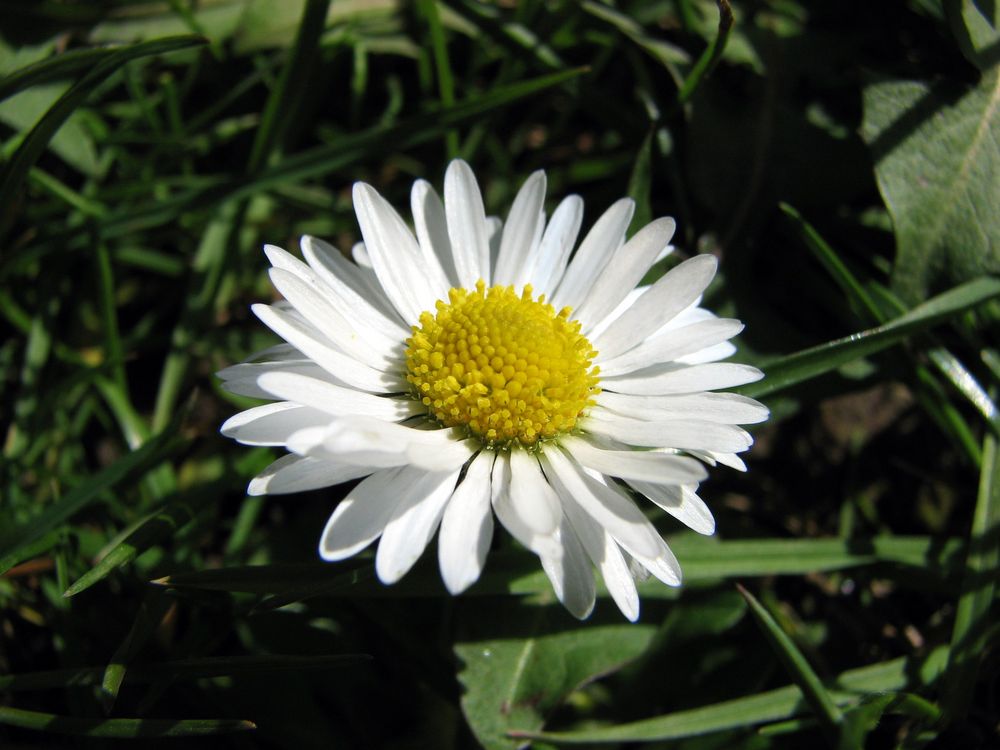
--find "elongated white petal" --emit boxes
[353,182,447,324]
[376,466,462,584]
[552,197,634,310]
[222,402,331,446]
[531,195,583,296]
[540,446,663,560]
[688,450,748,472]
[439,451,495,594]
[252,303,403,393]
[255,371,416,421]
[411,179,459,286]
[559,489,638,621]
[602,362,764,395]
[294,416,474,472]
[219,361,338,399]
[593,255,718,359]
[299,237,407,338]
[491,454,562,559]
[249,454,374,496]
[494,170,546,286]
[508,449,562,537]
[629,480,716,535]
[319,468,404,560]
[597,391,770,425]
[559,435,707,484]
[445,160,491,286]
[574,217,675,332]
[597,319,744,377]
[585,410,754,453]
[539,519,596,620]
[268,268,393,369]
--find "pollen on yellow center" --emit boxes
[405,281,601,449]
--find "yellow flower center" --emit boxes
[405,281,601,449]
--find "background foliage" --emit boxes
[1,1,998,748]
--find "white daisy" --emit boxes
[220,160,768,621]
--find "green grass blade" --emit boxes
[0,35,206,237]
[0,706,254,737]
[0,425,187,575]
[508,647,948,744]
[0,45,146,103]
[676,0,734,105]
[0,654,371,692]
[742,277,1000,399]
[942,432,1000,721]
[737,584,843,743]
[418,0,459,159]
[246,0,330,173]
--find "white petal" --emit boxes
[221,402,331,446]
[539,518,596,620]
[574,217,676,332]
[353,182,447,323]
[252,303,403,393]
[584,410,754,453]
[602,362,765,395]
[411,179,459,287]
[596,391,770,425]
[294,416,474,472]
[248,454,373,496]
[551,197,634,311]
[494,170,546,286]
[438,451,495,594]
[559,491,639,621]
[540,446,663,560]
[592,255,718,359]
[560,435,707,484]
[689,450,748,471]
[629,480,716,535]
[319,468,404,560]
[508,449,562,537]
[219,361,337,399]
[268,268,394,369]
[491,454,562,559]
[530,195,583,296]
[299,236,407,338]
[255,371,417,421]
[596,319,744,377]
[487,216,503,272]
[445,160,491,286]
[376,466,462,584]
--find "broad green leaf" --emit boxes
[741,277,1000,399]
[862,69,1000,303]
[738,585,842,740]
[945,0,1000,71]
[0,706,254,737]
[511,647,948,744]
[455,601,657,750]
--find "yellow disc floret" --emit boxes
[405,281,601,449]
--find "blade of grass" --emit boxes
[0,422,187,575]
[741,277,1000,399]
[676,0,734,105]
[101,591,171,714]
[509,647,948,744]
[737,584,843,744]
[0,35,206,238]
[942,432,1000,721]
[0,706,254,737]
[418,0,459,159]
[0,654,371,692]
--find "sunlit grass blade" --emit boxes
[737,584,843,743]
[0,706,254,737]
[676,0,734,105]
[418,0,459,158]
[0,425,187,575]
[0,35,206,237]
[942,433,1000,721]
[741,277,1000,399]
[508,647,948,744]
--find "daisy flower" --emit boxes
[220,160,768,621]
